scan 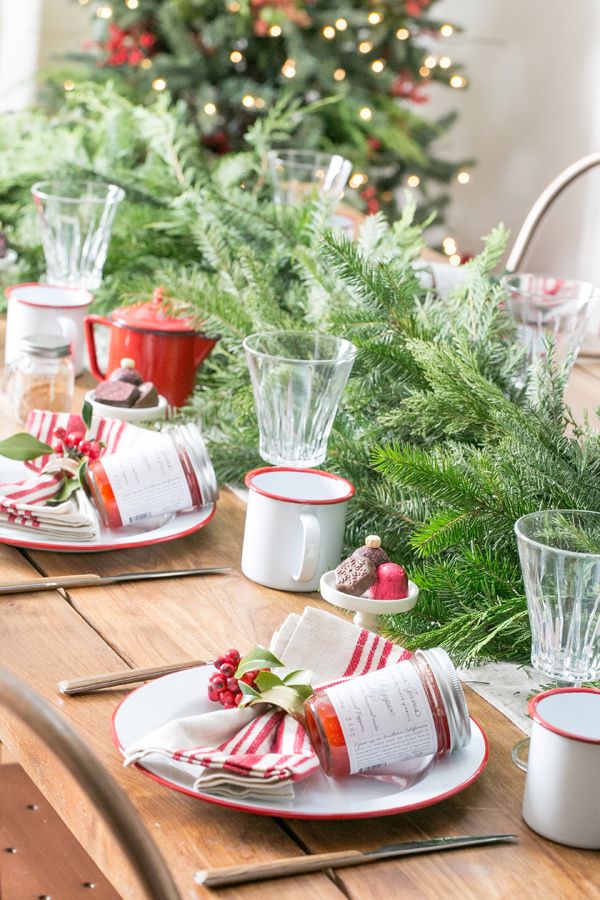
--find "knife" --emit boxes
[0,566,230,596]
[195,834,518,887]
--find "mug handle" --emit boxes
[293,513,320,583]
[511,737,529,772]
[84,314,112,381]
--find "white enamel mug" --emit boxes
[242,467,355,591]
[514,687,600,849]
[5,282,93,376]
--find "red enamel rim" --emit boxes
[245,467,355,506]
[5,282,93,310]
[110,671,489,820]
[0,502,216,553]
[528,687,600,745]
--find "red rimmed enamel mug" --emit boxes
[515,687,600,849]
[241,467,354,591]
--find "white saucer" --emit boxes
[84,389,169,424]
[320,569,419,631]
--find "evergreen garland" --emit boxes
[2,87,599,667]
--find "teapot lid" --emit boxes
[111,288,199,334]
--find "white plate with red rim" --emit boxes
[112,665,489,819]
[0,458,216,552]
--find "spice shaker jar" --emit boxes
[304,648,471,777]
[6,334,74,424]
[85,422,218,529]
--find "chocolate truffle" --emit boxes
[109,357,143,386]
[335,555,377,597]
[134,382,160,409]
[353,534,390,569]
[94,380,140,408]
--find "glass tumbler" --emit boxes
[31,180,125,290]
[266,150,352,207]
[501,273,600,378]
[243,331,357,467]
[515,509,600,682]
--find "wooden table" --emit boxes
[0,362,599,900]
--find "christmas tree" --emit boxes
[62,0,471,223]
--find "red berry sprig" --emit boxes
[207,649,261,709]
[51,427,103,462]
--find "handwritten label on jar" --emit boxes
[100,435,192,526]
[326,663,438,774]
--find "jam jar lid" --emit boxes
[111,288,201,335]
[418,647,471,752]
[171,423,218,506]
[21,334,71,358]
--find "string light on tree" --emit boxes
[450,74,467,88]
[448,253,461,266]
[359,40,373,53]
[440,23,454,36]
[140,58,152,69]
[242,94,255,108]
[406,174,420,187]
[457,171,470,184]
[204,102,217,115]
[396,27,409,40]
[96,5,112,17]
[359,106,373,121]
[333,68,346,81]
[371,59,385,73]
[125,0,139,8]
[368,11,383,24]
[322,26,336,39]
[63,80,76,92]
[349,173,368,188]
[424,55,437,68]
[335,18,348,30]
[230,50,243,63]
[268,24,282,36]
[152,77,166,91]
[255,97,265,109]
[282,59,296,78]
[443,237,457,255]
[419,66,430,77]
[439,56,452,69]
[227,0,240,9]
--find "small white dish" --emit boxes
[320,569,419,632]
[84,389,169,424]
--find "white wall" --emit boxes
[427,0,600,282]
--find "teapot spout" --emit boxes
[194,334,219,369]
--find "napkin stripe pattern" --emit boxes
[26,409,127,472]
[173,711,318,782]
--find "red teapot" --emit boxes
[84,289,218,407]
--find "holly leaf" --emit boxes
[243,685,307,718]
[82,399,93,431]
[47,458,86,506]
[0,433,53,461]
[235,646,285,678]
[282,669,313,686]
[254,671,285,692]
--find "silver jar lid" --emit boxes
[21,334,71,358]
[418,647,471,752]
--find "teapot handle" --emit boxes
[84,314,112,382]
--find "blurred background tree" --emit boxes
[58,0,472,223]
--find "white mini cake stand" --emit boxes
[320,569,419,633]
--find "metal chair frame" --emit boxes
[0,666,181,900]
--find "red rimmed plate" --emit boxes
[0,459,216,552]
[112,666,489,819]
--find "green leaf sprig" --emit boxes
[235,647,314,720]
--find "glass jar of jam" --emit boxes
[85,423,218,529]
[304,648,470,777]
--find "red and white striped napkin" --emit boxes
[0,410,147,540]
[123,607,411,800]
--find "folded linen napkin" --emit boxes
[123,607,411,800]
[0,409,152,540]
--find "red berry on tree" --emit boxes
[219,662,235,677]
